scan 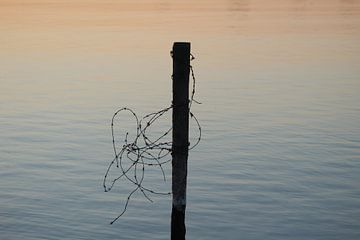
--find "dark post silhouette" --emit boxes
[171,42,190,240]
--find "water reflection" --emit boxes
[1,1,360,239]
[227,0,251,12]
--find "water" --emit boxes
[1,0,360,239]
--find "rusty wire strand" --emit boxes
[103,53,201,224]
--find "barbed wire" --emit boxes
[103,52,201,225]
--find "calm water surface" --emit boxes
[1,0,360,239]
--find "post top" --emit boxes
[172,42,191,56]
[173,42,191,48]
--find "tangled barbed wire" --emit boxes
[103,52,201,224]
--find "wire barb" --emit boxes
[103,53,201,224]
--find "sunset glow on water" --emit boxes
[1,1,360,239]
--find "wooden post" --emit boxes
[171,42,190,240]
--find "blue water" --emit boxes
[1,1,360,239]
